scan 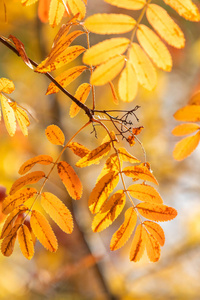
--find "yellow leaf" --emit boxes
[129,43,157,91]
[83,38,130,66]
[109,81,119,105]
[9,171,45,195]
[136,202,177,221]
[57,161,83,200]
[46,66,88,95]
[146,4,185,48]
[129,224,147,262]
[41,192,73,233]
[70,83,91,118]
[45,124,65,145]
[68,0,86,20]
[91,56,125,86]
[1,224,20,257]
[30,210,58,252]
[128,184,163,204]
[0,78,15,94]
[172,123,200,136]
[19,155,53,175]
[88,172,119,214]
[143,221,165,246]
[118,147,140,164]
[9,103,30,136]
[96,153,120,182]
[18,224,34,259]
[173,131,200,161]
[118,61,138,102]
[163,0,200,22]
[84,13,136,34]
[68,141,90,157]
[173,105,200,122]
[92,190,126,232]
[49,0,65,27]
[104,0,146,10]
[137,24,172,72]
[76,141,111,167]
[145,230,161,262]
[110,207,137,251]
[21,0,38,6]
[122,164,158,185]
[2,187,37,214]
[0,94,16,136]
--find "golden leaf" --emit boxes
[163,0,200,22]
[19,155,53,175]
[109,81,119,105]
[18,224,34,259]
[129,43,157,90]
[173,131,200,161]
[57,161,83,200]
[45,124,65,145]
[92,190,126,232]
[110,207,137,251]
[136,202,177,221]
[70,83,91,118]
[1,224,20,257]
[118,147,140,164]
[67,0,86,20]
[128,184,163,204]
[41,192,73,233]
[88,172,119,214]
[145,230,161,262]
[76,141,111,168]
[172,123,200,136]
[96,154,120,182]
[104,0,146,10]
[46,66,88,95]
[83,38,130,66]
[2,187,37,214]
[21,0,38,6]
[68,141,90,157]
[0,78,15,94]
[84,14,136,34]
[30,210,58,252]
[129,224,147,262]
[137,24,172,72]
[173,105,200,122]
[143,221,165,246]
[122,164,158,185]
[118,61,138,102]
[9,102,30,136]
[132,126,144,136]
[90,55,125,86]
[49,0,65,27]
[0,94,16,136]
[146,4,185,48]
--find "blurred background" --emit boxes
[1,0,200,299]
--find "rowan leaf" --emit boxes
[2,187,37,214]
[9,171,45,195]
[122,164,158,185]
[143,221,165,246]
[172,123,200,136]
[18,224,34,259]
[70,83,91,118]
[45,124,65,145]
[30,210,58,252]
[92,190,126,232]
[0,78,15,94]
[104,0,146,10]
[136,202,177,221]
[83,38,130,66]
[173,131,200,161]
[109,81,119,105]
[46,66,88,95]
[88,172,119,214]
[9,102,30,136]
[163,0,200,22]
[21,0,38,6]
[38,0,50,23]
[145,229,161,262]
[118,61,138,102]
[1,224,20,257]
[129,43,157,91]
[110,207,137,251]
[19,155,53,175]
[84,14,136,34]
[128,184,163,204]
[146,4,185,48]
[57,161,82,200]
[90,56,125,86]
[67,0,86,20]
[96,154,120,182]
[49,0,65,27]
[173,105,200,122]
[137,24,172,72]
[129,224,147,262]
[0,94,16,137]
[68,142,90,157]
[41,192,73,233]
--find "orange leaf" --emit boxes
[0,94,16,136]
[68,141,90,157]
[118,61,138,102]
[38,0,50,23]
[110,207,137,251]
[9,102,30,136]
[143,221,165,246]
[70,83,91,118]
[173,131,200,161]
[19,155,53,175]
[128,184,163,204]
[173,105,200,122]
[30,210,58,252]
[57,161,82,200]
[172,123,200,136]
[45,124,65,145]
[163,0,200,22]
[41,192,73,233]
[49,0,65,27]
[122,164,158,185]
[145,229,161,262]
[96,154,120,182]
[0,78,15,94]
[67,0,86,20]
[129,224,147,262]
[1,224,20,257]
[132,126,144,135]
[136,202,177,221]
[104,0,146,10]
[18,224,34,259]
[118,147,140,164]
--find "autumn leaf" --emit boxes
[67,0,86,20]
[70,83,91,118]
[45,124,65,145]
[117,147,140,164]
[172,123,200,136]
[173,131,200,161]
[136,202,177,221]
[21,0,38,6]
[129,224,147,262]
[0,78,15,94]
[19,155,53,175]
[143,221,165,246]
[96,154,120,182]
[118,61,138,102]
[9,102,30,136]
[122,164,158,185]
[173,105,200,122]
[49,0,66,27]
[68,141,90,157]
[128,184,163,204]
[145,229,161,262]
[104,0,146,10]
[18,224,34,259]
[163,0,200,22]
[0,94,16,136]
[1,224,20,257]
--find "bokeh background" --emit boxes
[1,0,200,299]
